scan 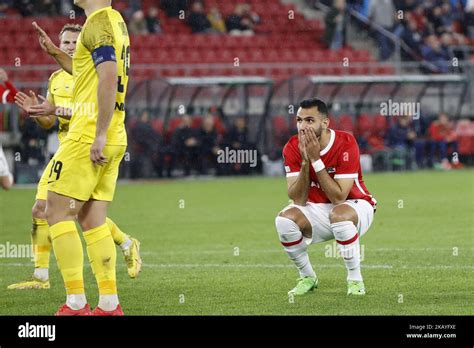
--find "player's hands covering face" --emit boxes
[298,130,309,162]
[304,128,320,162]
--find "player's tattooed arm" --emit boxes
[305,129,354,205]
[287,131,311,205]
[33,22,73,74]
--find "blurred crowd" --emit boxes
[127,0,261,35]
[0,0,80,17]
[1,0,261,36]
[356,113,465,170]
[10,109,473,179]
[322,0,474,72]
[128,110,257,178]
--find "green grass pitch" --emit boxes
[0,169,473,315]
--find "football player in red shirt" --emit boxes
[275,98,376,296]
[0,68,18,104]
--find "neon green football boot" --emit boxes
[123,237,142,279]
[288,276,318,296]
[7,277,50,290]
[347,280,366,295]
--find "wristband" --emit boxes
[312,159,325,172]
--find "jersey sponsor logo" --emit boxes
[115,102,125,111]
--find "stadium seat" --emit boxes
[337,114,355,134]
[356,113,373,138]
[272,116,289,134]
[373,114,389,134]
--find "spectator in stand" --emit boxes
[369,0,396,60]
[385,116,417,169]
[324,0,347,49]
[410,115,432,169]
[0,0,12,17]
[146,6,162,33]
[129,9,148,35]
[428,113,461,169]
[224,117,253,174]
[394,0,420,12]
[15,0,34,16]
[226,4,256,36]
[241,4,260,26]
[171,115,200,176]
[400,16,424,57]
[0,68,18,104]
[466,0,474,38]
[421,34,451,73]
[35,0,59,16]
[20,117,47,166]
[130,110,161,178]
[121,0,142,19]
[208,6,226,33]
[410,4,428,32]
[198,115,221,175]
[427,6,448,35]
[187,1,212,33]
[161,0,188,18]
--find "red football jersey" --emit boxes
[283,129,376,208]
[0,80,18,104]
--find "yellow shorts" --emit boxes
[47,138,126,202]
[36,157,54,201]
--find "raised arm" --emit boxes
[33,22,72,74]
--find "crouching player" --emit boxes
[275,98,376,296]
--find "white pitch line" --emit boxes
[1,262,473,270]
[140,247,474,256]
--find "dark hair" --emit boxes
[59,23,82,39]
[299,98,328,116]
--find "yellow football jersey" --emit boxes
[47,69,73,143]
[67,6,130,146]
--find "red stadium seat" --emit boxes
[272,115,289,134]
[356,113,373,138]
[337,114,355,134]
[373,114,389,134]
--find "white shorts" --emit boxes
[280,199,375,244]
[0,146,11,177]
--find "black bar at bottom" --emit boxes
[0,316,472,346]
